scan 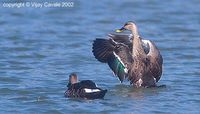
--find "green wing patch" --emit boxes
[107,55,127,83]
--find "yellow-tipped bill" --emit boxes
[115,27,125,33]
[115,29,123,33]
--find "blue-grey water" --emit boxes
[0,0,200,113]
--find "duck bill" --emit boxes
[115,27,126,33]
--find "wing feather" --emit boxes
[108,33,132,50]
[92,39,115,63]
[147,40,163,82]
[92,38,133,82]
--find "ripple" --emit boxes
[0,77,21,83]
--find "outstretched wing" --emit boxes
[108,33,132,50]
[92,38,133,82]
[147,40,163,82]
[92,38,115,63]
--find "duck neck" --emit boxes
[70,76,78,84]
[131,26,145,57]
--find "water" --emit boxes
[0,0,200,113]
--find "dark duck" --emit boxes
[65,73,107,99]
[92,21,163,88]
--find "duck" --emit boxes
[92,21,163,88]
[64,73,107,99]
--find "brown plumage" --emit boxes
[92,21,163,87]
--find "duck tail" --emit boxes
[92,39,115,63]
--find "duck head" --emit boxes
[116,21,137,32]
[69,73,78,84]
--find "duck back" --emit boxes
[65,80,107,99]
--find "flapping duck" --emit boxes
[92,21,163,88]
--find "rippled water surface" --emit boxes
[0,0,200,113]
